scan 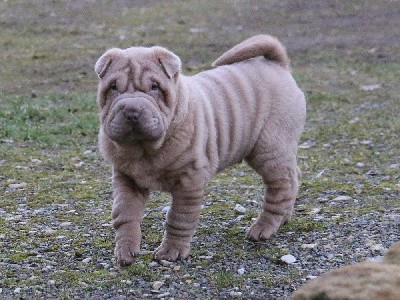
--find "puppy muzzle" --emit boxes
[106,93,164,143]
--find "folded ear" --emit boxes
[95,48,121,78]
[153,46,181,79]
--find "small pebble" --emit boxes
[149,261,158,267]
[237,268,245,275]
[160,260,173,266]
[230,291,243,297]
[281,254,297,264]
[60,222,73,228]
[152,281,164,290]
[301,243,318,249]
[8,182,27,190]
[82,257,92,263]
[331,196,352,201]
[370,244,385,252]
[234,204,246,213]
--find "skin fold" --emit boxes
[94,34,306,266]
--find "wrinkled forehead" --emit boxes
[111,47,159,75]
[96,47,165,90]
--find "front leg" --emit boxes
[154,188,204,261]
[111,170,149,266]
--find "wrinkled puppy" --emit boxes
[95,35,306,266]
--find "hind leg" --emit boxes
[246,144,300,241]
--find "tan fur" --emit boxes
[292,262,400,300]
[95,34,306,265]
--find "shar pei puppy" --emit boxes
[95,34,306,266]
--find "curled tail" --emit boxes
[212,34,290,70]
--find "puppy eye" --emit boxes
[110,82,118,91]
[150,81,160,91]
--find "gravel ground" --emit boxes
[1,171,399,299]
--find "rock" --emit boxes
[384,241,400,265]
[360,83,381,91]
[281,254,297,264]
[301,243,317,249]
[82,257,92,263]
[60,222,73,228]
[229,291,243,297]
[234,204,246,213]
[237,268,245,275]
[370,243,385,252]
[160,259,173,266]
[8,182,27,190]
[152,281,164,290]
[292,262,400,300]
[162,206,170,213]
[331,195,352,202]
[148,261,158,267]
[298,140,316,149]
[157,292,170,298]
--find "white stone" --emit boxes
[152,281,164,290]
[370,244,385,252]
[360,84,381,91]
[162,206,170,213]
[237,268,245,275]
[331,196,352,201]
[160,260,173,266]
[308,208,321,215]
[60,222,73,228]
[356,162,365,167]
[8,182,27,190]
[234,204,246,213]
[44,228,57,235]
[301,243,318,249]
[230,291,243,297]
[148,261,158,267]
[281,254,297,264]
[82,257,92,263]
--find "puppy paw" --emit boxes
[247,223,277,241]
[115,240,139,266]
[154,240,190,261]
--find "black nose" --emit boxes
[123,109,140,122]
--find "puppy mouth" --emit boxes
[105,95,164,143]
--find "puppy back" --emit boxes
[212,35,290,70]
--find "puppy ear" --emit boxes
[153,47,181,79]
[95,48,121,78]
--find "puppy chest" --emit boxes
[118,161,163,190]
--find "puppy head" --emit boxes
[95,46,183,146]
